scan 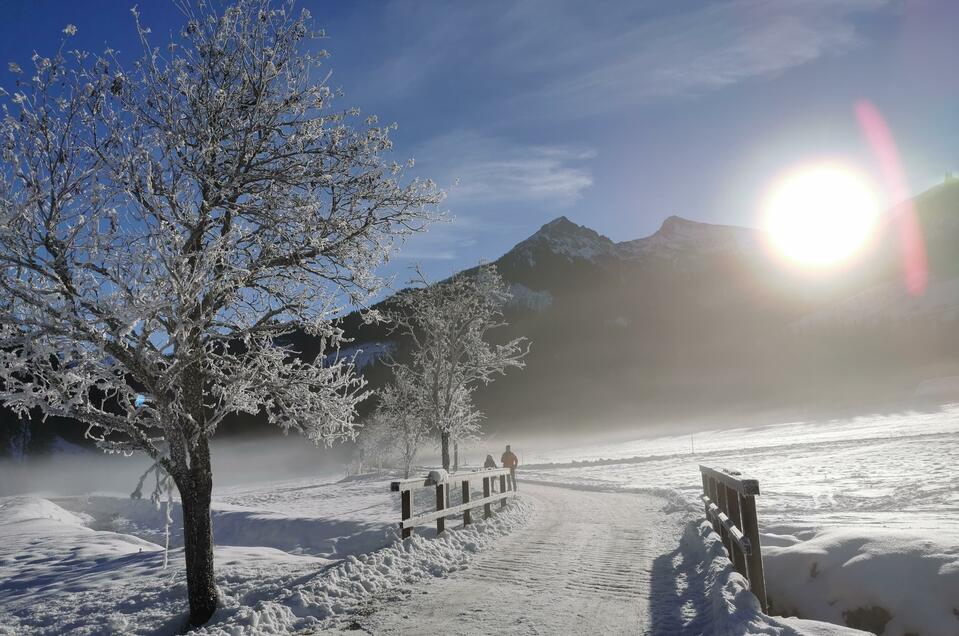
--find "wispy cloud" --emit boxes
[415,131,595,207]
[507,0,885,113]
[363,0,892,119]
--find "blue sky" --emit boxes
[2,0,957,282]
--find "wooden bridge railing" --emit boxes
[700,465,767,613]
[390,467,516,539]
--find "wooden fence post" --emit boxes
[435,483,446,534]
[708,478,721,534]
[401,489,412,539]
[701,473,711,522]
[716,483,732,557]
[462,480,472,525]
[499,475,507,508]
[483,476,492,518]
[739,493,767,613]
[725,485,747,577]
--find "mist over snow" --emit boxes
[0,436,348,498]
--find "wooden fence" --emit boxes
[390,467,516,538]
[700,465,767,613]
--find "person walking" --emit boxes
[501,444,518,491]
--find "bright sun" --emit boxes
[762,163,880,268]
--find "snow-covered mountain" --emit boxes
[508,216,620,266]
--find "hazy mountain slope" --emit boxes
[340,180,959,433]
[5,182,959,454]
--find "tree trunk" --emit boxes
[440,430,451,471]
[177,437,217,627]
[453,441,459,472]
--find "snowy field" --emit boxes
[522,405,959,536]
[520,404,959,635]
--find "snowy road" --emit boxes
[351,482,704,635]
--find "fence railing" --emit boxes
[699,465,767,613]
[390,467,516,538]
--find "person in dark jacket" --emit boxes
[501,444,518,491]
[483,454,497,469]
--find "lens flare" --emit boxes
[855,100,928,295]
[762,162,880,268]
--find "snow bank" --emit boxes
[196,497,534,634]
[683,520,865,635]
[764,526,959,636]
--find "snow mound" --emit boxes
[764,526,959,636]
[0,495,90,526]
[427,469,449,484]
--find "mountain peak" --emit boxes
[620,215,754,258]
[536,216,591,236]
[511,216,617,265]
[657,215,698,233]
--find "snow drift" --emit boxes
[764,526,959,636]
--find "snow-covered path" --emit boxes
[352,483,697,635]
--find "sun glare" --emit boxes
[762,163,880,268]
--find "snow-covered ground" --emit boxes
[520,404,959,635]
[3,405,956,634]
[0,473,532,635]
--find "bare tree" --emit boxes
[0,1,439,626]
[389,264,528,471]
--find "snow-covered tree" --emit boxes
[376,366,430,478]
[389,264,528,471]
[0,1,440,625]
[448,386,483,471]
[354,409,396,472]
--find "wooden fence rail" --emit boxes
[700,465,767,613]
[390,467,516,538]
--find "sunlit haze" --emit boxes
[762,162,880,268]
